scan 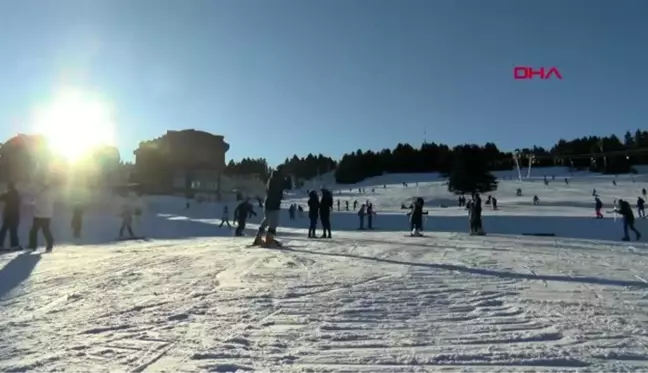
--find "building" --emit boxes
[133,129,230,195]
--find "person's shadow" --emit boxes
[0,252,41,300]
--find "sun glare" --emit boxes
[31,88,117,161]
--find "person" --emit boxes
[408,197,427,236]
[615,199,641,241]
[307,190,320,238]
[469,193,484,235]
[595,197,603,219]
[71,202,84,238]
[252,169,287,247]
[219,205,232,228]
[234,198,256,236]
[319,188,333,238]
[366,202,374,229]
[119,192,136,239]
[637,197,645,218]
[0,182,21,250]
[358,204,366,229]
[28,181,55,252]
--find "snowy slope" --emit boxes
[1,172,648,372]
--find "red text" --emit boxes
[514,66,563,80]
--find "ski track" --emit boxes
[1,230,648,372]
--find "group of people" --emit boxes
[0,181,56,252]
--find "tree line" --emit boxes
[221,129,648,186]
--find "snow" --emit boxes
[2,170,648,372]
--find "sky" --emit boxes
[0,0,647,166]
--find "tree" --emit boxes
[448,145,498,194]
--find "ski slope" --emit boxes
[2,169,648,372]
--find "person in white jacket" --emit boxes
[28,182,55,252]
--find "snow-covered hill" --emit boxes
[2,171,648,372]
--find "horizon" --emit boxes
[1,0,646,166]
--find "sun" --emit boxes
[31,88,117,161]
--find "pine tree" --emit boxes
[448,145,498,194]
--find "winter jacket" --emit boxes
[32,186,55,218]
[307,191,320,218]
[234,201,255,221]
[320,189,333,212]
[0,187,20,219]
[264,171,285,211]
[410,198,425,225]
[616,200,634,221]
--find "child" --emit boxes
[219,205,231,228]
[119,194,136,239]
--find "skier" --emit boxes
[594,197,603,219]
[297,205,304,218]
[307,190,319,238]
[643,188,647,198]
[407,197,427,236]
[592,188,597,197]
[469,193,484,235]
[345,200,349,211]
[358,204,366,229]
[614,199,641,241]
[28,180,55,252]
[337,199,340,211]
[288,204,296,220]
[252,169,286,247]
[353,200,358,210]
[71,202,84,238]
[319,188,333,238]
[234,198,256,236]
[366,202,374,229]
[637,196,645,218]
[119,193,136,239]
[613,179,617,186]
[0,182,21,250]
[219,205,232,228]
[492,197,498,210]
[533,195,540,205]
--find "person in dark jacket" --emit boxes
[307,190,320,238]
[408,197,427,236]
[234,198,256,236]
[253,169,286,247]
[637,197,645,218]
[615,199,641,241]
[319,188,333,238]
[0,182,21,250]
[469,193,484,235]
[595,197,603,219]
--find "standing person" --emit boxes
[0,182,21,250]
[615,199,641,241]
[219,205,232,228]
[28,181,55,252]
[469,193,484,235]
[234,198,256,236]
[71,202,84,239]
[307,190,320,238]
[252,169,287,247]
[408,197,426,236]
[595,197,604,219]
[366,202,374,229]
[119,192,136,239]
[358,204,366,229]
[319,188,333,238]
[637,197,645,218]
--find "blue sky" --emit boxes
[1,0,647,165]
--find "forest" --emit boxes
[223,129,648,185]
